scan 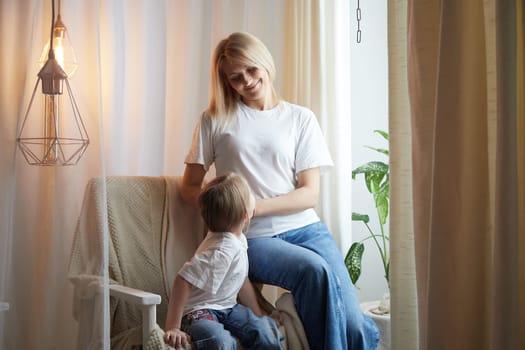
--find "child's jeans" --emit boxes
[182,304,283,350]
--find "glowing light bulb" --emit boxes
[39,14,78,77]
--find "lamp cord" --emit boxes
[48,0,55,59]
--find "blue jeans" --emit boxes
[248,222,380,350]
[181,304,283,350]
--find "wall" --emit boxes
[350,0,389,302]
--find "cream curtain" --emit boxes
[390,0,525,349]
[388,0,419,348]
[0,0,351,348]
[284,0,353,251]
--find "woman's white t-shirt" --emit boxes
[178,231,248,315]
[185,101,334,238]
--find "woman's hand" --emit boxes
[164,328,192,349]
[255,167,320,217]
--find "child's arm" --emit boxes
[238,277,264,316]
[164,275,192,348]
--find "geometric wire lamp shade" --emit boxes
[16,0,88,166]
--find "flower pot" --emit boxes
[360,293,390,350]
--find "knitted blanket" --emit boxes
[69,176,173,349]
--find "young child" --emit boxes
[164,172,283,350]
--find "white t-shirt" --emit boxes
[178,231,248,315]
[185,101,334,238]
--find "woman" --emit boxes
[181,31,379,350]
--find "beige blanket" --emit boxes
[69,176,172,349]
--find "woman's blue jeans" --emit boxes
[248,221,380,350]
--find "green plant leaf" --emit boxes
[373,190,389,225]
[353,161,388,194]
[352,212,370,223]
[364,145,389,156]
[345,242,365,285]
[352,161,388,177]
[374,129,389,141]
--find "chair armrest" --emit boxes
[109,284,161,305]
[69,276,162,348]
[109,284,161,347]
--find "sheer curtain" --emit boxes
[284,0,352,251]
[0,0,351,348]
[389,0,525,349]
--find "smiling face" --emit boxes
[222,59,273,110]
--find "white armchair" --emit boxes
[68,176,308,350]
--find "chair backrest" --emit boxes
[69,176,204,335]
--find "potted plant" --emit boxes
[345,129,390,314]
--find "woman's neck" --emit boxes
[241,92,278,111]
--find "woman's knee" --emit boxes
[297,256,331,286]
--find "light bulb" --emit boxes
[39,14,78,77]
[42,94,60,163]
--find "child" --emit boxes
[164,172,283,350]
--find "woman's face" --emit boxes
[222,59,271,110]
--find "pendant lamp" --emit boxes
[17,0,88,166]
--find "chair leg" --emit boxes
[142,304,157,347]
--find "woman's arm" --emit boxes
[255,167,320,217]
[238,278,264,316]
[180,163,206,207]
[164,275,192,347]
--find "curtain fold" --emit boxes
[388,0,419,349]
[284,0,352,251]
[517,2,525,348]
[493,1,525,347]
[394,0,525,348]
[493,1,520,348]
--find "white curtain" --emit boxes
[284,0,353,252]
[0,1,351,348]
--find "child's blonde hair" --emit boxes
[198,172,252,232]
[208,32,279,121]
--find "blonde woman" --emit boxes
[164,173,283,349]
[181,32,379,349]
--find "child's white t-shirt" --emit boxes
[178,231,248,315]
[185,101,334,238]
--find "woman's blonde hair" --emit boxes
[198,172,252,232]
[208,32,278,120]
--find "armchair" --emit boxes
[68,176,308,349]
